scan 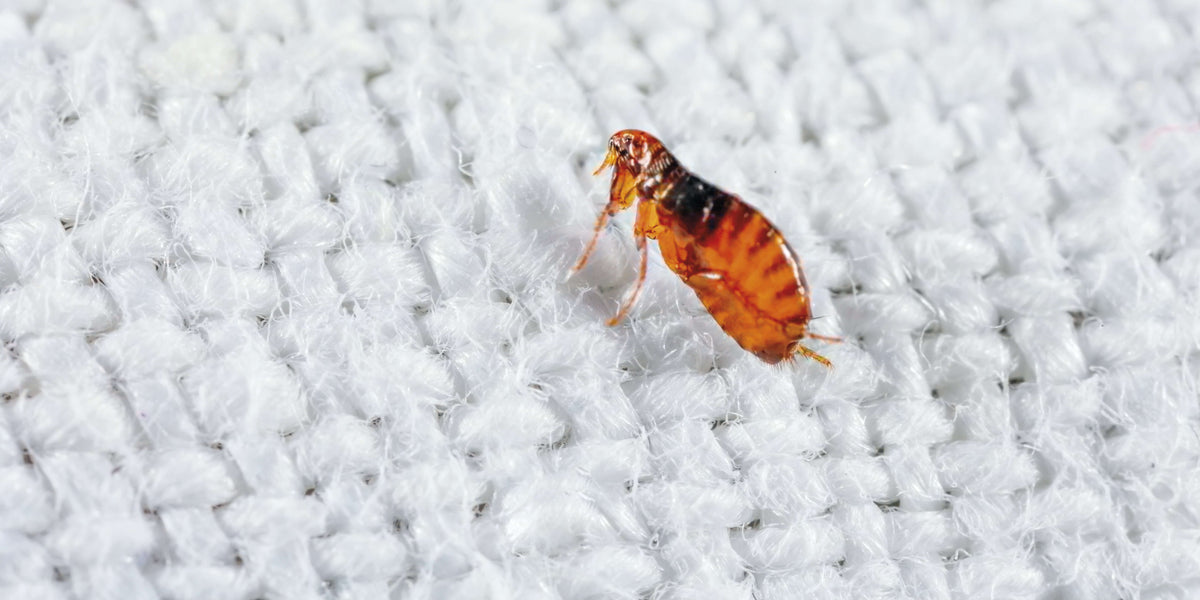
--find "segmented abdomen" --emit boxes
[660,173,812,362]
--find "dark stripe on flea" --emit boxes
[670,174,733,235]
[773,284,803,300]
[760,252,794,276]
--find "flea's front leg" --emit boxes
[571,207,615,273]
[606,233,647,326]
[572,161,642,274]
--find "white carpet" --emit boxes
[1,0,1198,598]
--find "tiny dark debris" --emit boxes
[875,499,901,512]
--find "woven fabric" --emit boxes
[1,0,1198,598]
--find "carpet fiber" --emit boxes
[1,0,1198,598]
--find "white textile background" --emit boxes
[1,0,1199,598]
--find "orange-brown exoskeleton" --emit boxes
[570,130,839,366]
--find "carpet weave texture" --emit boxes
[1,0,1199,598]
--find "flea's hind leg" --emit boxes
[784,327,836,367]
[807,333,842,343]
[792,344,832,368]
[799,331,838,367]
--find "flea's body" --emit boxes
[573,130,836,366]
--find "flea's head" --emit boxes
[594,129,669,177]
